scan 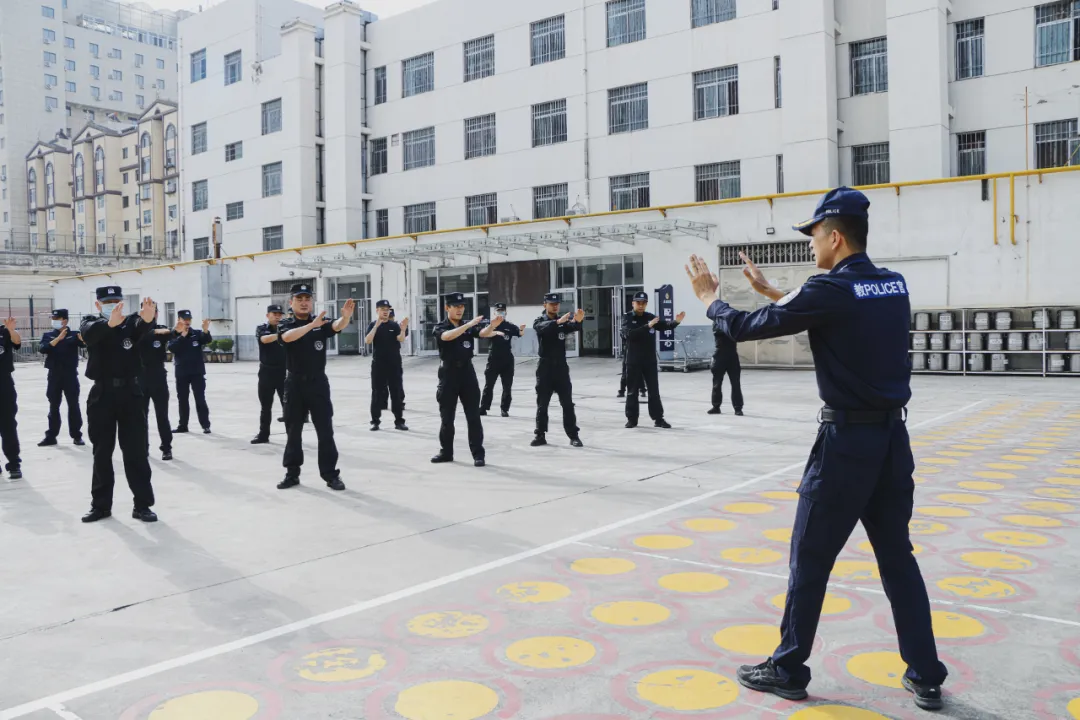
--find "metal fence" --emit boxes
[1,229,180,261]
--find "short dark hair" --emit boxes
[820,215,868,252]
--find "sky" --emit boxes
[136,0,438,18]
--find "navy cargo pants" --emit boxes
[771,417,948,688]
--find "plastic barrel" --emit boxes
[1007,332,1024,351]
[930,333,945,350]
[991,354,1007,372]
[1049,354,1065,373]
[912,333,928,350]
[947,353,962,371]
[914,312,930,331]
[1059,310,1077,330]
[948,332,964,350]
[938,312,955,331]
[911,352,926,370]
[967,333,984,351]
[974,312,991,330]
[995,311,1013,330]
[968,354,985,372]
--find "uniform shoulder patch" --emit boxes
[852,279,908,299]
[776,287,802,307]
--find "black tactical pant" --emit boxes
[480,356,514,413]
[625,360,664,423]
[619,355,646,397]
[88,379,153,511]
[282,373,338,480]
[371,360,404,425]
[257,366,286,439]
[535,360,578,438]
[176,374,210,431]
[711,353,744,411]
[45,371,83,441]
[140,371,172,452]
[437,362,484,460]
[0,374,20,471]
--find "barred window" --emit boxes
[193,237,209,260]
[852,143,890,185]
[402,52,434,97]
[695,161,741,201]
[533,183,568,219]
[262,225,284,251]
[610,172,650,211]
[262,162,282,197]
[466,193,498,226]
[225,141,242,162]
[403,127,436,170]
[774,56,781,108]
[404,202,436,234]
[531,15,566,65]
[850,37,888,95]
[262,99,282,135]
[374,66,387,104]
[192,179,207,211]
[371,137,388,175]
[719,241,814,267]
[464,114,496,159]
[190,49,206,82]
[532,99,567,147]
[191,122,207,154]
[694,65,739,120]
[226,201,244,221]
[1035,1,1080,67]
[376,209,389,238]
[1034,119,1079,169]
[607,0,647,47]
[955,18,985,79]
[464,35,495,82]
[692,0,736,28]
[224,50,242,85]
[776,154,784,193]
[957,131,986,176]
[608,82,648,134]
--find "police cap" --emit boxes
[51,308,69,320]
[290,283,313,297]
[632,291,649,302]
[178,309,193,320]
[444,292,466,307]
[266,304,284,314]
[793,186,870,236]
[494,302,507,311]
[375,299,392,309]
[543,293,560,304]
[95,286,123,302]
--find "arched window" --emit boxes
[45,163,55,205]
[140,131,152,176]
[94,146,104,190]
[141,131,151,149]
[165,123,177,168]
[74,153,85,196]
[27,168,37,209]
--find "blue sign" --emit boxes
[657,284,675,359]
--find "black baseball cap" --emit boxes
[376,299,392,309]
[290,283,313,297]
[267,304,284,313]
[494,302,507,311]
[51,308,69,319]
[793,187,870,236]
[178,310,193,320]
[95,286,122,301]
[543,293,560,303]
[444,292,466,306]
[633,291,648,302]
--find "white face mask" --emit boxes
[51,320,64,330]
[101,301,119,313]
[496,311,507,318]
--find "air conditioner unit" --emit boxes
[44,60,53,67]
[45,84,54,90]
[500,216,520,223]
[45,106,53,112]
[43,38,53,45]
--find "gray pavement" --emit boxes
[0,356,1078,720]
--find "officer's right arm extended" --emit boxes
[707,278,841,342]
[441,316,483,341]
[281,313,329,343]
[80,315,110,346]
[258,325,278,344]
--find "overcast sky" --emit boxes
[136,0,437,19]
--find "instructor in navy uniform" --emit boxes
[38,308,86,447]
[0,315,23,479]
[621,291,684,429]
[365,299,408,432]
[531,293,585,448]
[168,310,212,434]
[137,305,174,460]
[686,187,946,712]
[479,302,525,417]
[252,304,287,444]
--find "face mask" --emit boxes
[496,311,506,318]
[51,320,63,330]
[101,302,119,313]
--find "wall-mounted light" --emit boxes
[765,227,776,235]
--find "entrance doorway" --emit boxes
[552,255,645,358]
[579,288,613,356]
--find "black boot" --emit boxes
[251,435,270,444]
[707,407,721,415]
[132,508,158,523]
[81,507,111,523]
[654,419,672,429]
[431,452,454,464]
[277,474,300,490]
[569,436,584,448]
[38,437,57,447]
[324,474,345,491]
[530,433,547,447]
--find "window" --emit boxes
[533,183,568,219]
[140,181,152,200]
[852,142,890,185]
[776,154,784,193]
[94,146,104,189]
[608,83,649,134]
[90,43,99,58]
[262,225,283,251]
[956,18,985,79]
[226,201,243,220]
[957,131,986,176]
[45,163,55,204]
[44,52,57,66]
[224,50,242,85]
[261,99,281,134]
[113,91,123,101]
[696,161,741,201]
[370,137,388,175]
[156,79,165,89]
[192,179,208,211]
[464,35,495,82]
[96,195,104,209]
[124,219,130,232]
[1036,2,1080,66]
[112,49,121,59]
[43,28,56,43]
[374,66,387,104]
[774,56,782,108]
[403,202,436,234]
[97,219,105,234]
[112,71,124,81]
[532,99,567,147]
[376,209,389,237]
[74,154,84,196]
[851,37,888,95]
[64,59,75,72]
[45,73,58,86]
[142,209,151,225]
[135,53,144,67]
[91,85,100,100]
[43,5,56,18]
[136,74,144,88]
[773,0,779,7]
[191,49,206,82]
[692,0,736,28]
[225,141,242,162]
[610,172,650,210]
[157,58,165,69]
[466,193,498,226]
[694,65,739,119]
[402,53,434,97]
[90,64,100,79]
[607,0,647,47]
[193,237,210,260]
[464,114,496,159]
[65,37,74,48]
[191,122,207,154]
[531,15,566,65]
[123,195,130,207]
[403,127,436,170]
[168,204,177,219]
[262,162,282,197]
[1034,119,1079,168]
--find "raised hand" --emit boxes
[108,302,126,328]
[648,317,660,328]
[174,320,186,334]
[201,318,211,333]
[57,326,69,339]
[573,308,585,323]
[140,297,156,323]
[400,317,409,329]
[341,298,356,320]
[3,317,16,333]
[490,314,505,327]
[685,254,720,305]
[739,251,775,297]
[468,315,485,327]
[312,311,330,327]
[558,311,572,324]
[675,311,686,323]
[519,323,527,333]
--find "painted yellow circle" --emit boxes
[1003,514,1063,528]
[720,547,783,564]
[957,480,1003,491]
[931,610,986,639]
[504,636,596,669]
[1021,500,1074,513]
[1047,477,1080,487]
[913,475,930,485]
[1068,696,1080,719]
[916,506,974,518]
[394,681,499,720]
[846,651,906,689]
[149,692,258,720]
[723,502,775,515]
[711,624,781,656]
[831,560,880,581]
[960,551,1033,571]
[937,576,1017,599]
[788,707,892,720]
[1001,454,1037,462]
[570,557,636,575]
[910,441,931,448]
[771,591,851,616]
[951,444,986,451]
[683,517,737,533]
[935,493,990,505]
[920,457,958,465]
[406,611,489,640]
[982,529,1049,547]
[496,581,572,604]
[985,463,1026,470]
[1036,486,1080,499]
[590,600,671,627]
[858,539,922,555]
[659,572,730,594]
[1014,448,1050,455]
[1066,459,1080,466]
[763,527,793,543]
[760,490,799,500]
[635,669,738,711]
[936,450,972,458]
[915,466,943,475]
[974,471,1016,480]
[1055,467,1080,476]
[1025,442,1058,448]
[909,519,949,535]
[297,647,387,682]
[634,534,694,550]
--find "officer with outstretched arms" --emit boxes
[685,187,946,712]
[80,287,158,523]
[0,315,23,480]
[365,299,408,432]
[168,310,212,434]
[479,302,526,417]
[252,304,287,444]
[38,308,86,447]
[621,291,684,429]
[136,304,174,461]
[531,293,585,448]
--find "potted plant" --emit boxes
[210,337,235,364]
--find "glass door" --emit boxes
[557,289,579,357]
[611,285,626,359]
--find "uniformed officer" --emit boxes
[432,292,497,466]
[479,302,526,417]
[385,308,407,412]
[277,283,354,491]
[252,304,287,444]
[617,351,647,400]
[168,310,212,434]
[38,308,86,447]
[532,293,585,448]
[0,315,22,479]
[709,331,744,416]
[621,291,684,429]
[685,187,946,711]
[365,299,408,431]
[80,287,158,523]
[136,305,174,460]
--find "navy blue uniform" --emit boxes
[279,316,340,480]
[621,311,679,423]
[709,252,946,689]
[433,319,484,460]
[255,322,286,440]
[0,326,21,472]
[480,321,520,414]
[533,314,581,439]
[168,329,211,431]
[367,320,405,426]
[137,325,172,453]
[711,331,743,412]
[39,327,85,441]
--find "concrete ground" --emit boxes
[0,356,1078,720]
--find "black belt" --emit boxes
[820,406,906,425]
[287,371,325,382]
[440,360,474,369]
[96,377,138,388]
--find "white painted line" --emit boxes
[47,706,83,720]
[0,400,984,719]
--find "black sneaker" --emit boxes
[250,436,270,444]
[73,437,86,446]
[902,676,943,711]
[173,427,188,434]
[530,434,547,447]
[431,452,454,464]
[162,450,173,461]
[395,422,409,431]
[616,391,625,398]
[479,409,488,416]
[81,508,111,523]
[202,428,211,434]
[501,410,509,417]
[370,424,380,431]
[132,508,158,523]
[735,409,744,416]
[277,474,300,490]
[654,419,672,429]
[8,468,22,480]
[707,407,721,415]
[38,437,58,447]
[625,420,638,429]
[325,475,346,491]
[736,659,808,701]
[474,458,486,467]
[569,437,584,448]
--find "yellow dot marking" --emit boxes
[1065,459,1080,467]
[682,517,737,533]
[913,475,930,485]
[960,551,1033,571]
[394,681,499,720]
[846,651,907,689]
[937,576,1017,599]
[496,581,572,604]
[504,636,596,669]
[763,527,793,543]
[1014,448,1050,455]
[951,444,986,451]
[916,506,974,518]
[720,547,783,564]
[1000,455,1037,463]
[570,557,636,575]
[910,441,931,448]
[590,600,671,627]
[406,611,490,640]
[1068,696,1080,719]
[909,519,949,535]
[831,560,881,581]
[771,591,851,615]
[659,572,729,594]
[985,462,1026,470]
[1047,477,1080,487]
[982,530,1049,547]
[936,450,972,458]
[959,480,1003,491]
[1021,500,1074,513]
[635,668,739,711]
[1002,514,1063,528]
[935,493,990,505]
[149,692,259,720]
[931,610,986,639]
[723,502,775,515]
[1056,467,1080,476]
[858,539,922,555]
[297,647,387,682]
[1025,442,1059,448]
[711,624,781,656]
[1036,486,1080,499]
[974,471,1016,480]
[920,457,958,465]
[634,534,694,550]
[788,707,892,720]
[760,490,799,500]
[915,466,943,475]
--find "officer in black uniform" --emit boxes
[252,304,287,444]
[686,187,947,711]
[168,310,212,434]
[617,348,646,399]
[709,331,744,416]
[80,287,158,523]
[0,315,22,479]
[38,308,86,447]
[136,305,174,460]
[365,299,408,431]
[431,292,497,466]
[480,302,526,417]
[621,291,684,429]
[531,293,585,448]
[384,308,407,411]
[276,283,354,491]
